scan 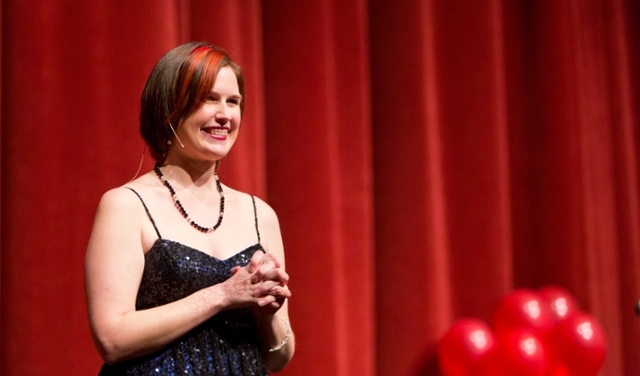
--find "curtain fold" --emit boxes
[0,0,3,360]
[369,0,453,374]
[1,0,638,375]
[1,1,182,373]
[263,1,375,374]
[609,2,640,374]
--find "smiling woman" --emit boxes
[84,42,294,375]
[170,65,243,165]
[139,44,245,164]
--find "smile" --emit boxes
[201,127,229,140]
[202,127,228,135]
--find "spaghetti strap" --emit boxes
[125,187,162,239]
[251,195,261,244]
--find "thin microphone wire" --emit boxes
[127,124,184,183]
[127,144,147,183]
[168,123,185,148]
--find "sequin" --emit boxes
[98,239,269,376]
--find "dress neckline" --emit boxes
[147,238,263,262]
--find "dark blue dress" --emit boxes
[98,190,269,376]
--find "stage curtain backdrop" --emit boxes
[2,1,639,375]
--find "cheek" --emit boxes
[232,113,242,127]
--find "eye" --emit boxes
[228,97,241,105]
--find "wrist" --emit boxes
[206,282,233,313]
[267,315,291,353]
[252,308,277,322]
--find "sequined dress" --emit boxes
[98,190,269,376]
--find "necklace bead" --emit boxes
[154,163,225,233]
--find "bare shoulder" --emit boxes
[221,186,280,225]
[99,186,139,208]
[96,173,157,213]
[90,173,160,241]
[251,195,280,226]
[85,185,153,292]
[89,187,146,247]
[249,195,285,258]
[86,185,150,329]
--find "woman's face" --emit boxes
[171,66,242,165]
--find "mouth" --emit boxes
[201,126,229,139]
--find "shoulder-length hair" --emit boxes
[140,41,245,162]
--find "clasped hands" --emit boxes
[230,251,291,313]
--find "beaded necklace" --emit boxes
[154,163,225,233]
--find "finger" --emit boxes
[252,260,278,283]
[247,251,265,274]
[255,252,281,269]
[255,281,292,299]
[261,268,289,285]
[248,251,273,281]
[262,252,281,268]
[252,280,282,297]
[255,284,291,300]
[263,295,288,310]
[258,295,276,307]
[230,266,241,275]
[251,257,281,283]
[263,301,282,310]
[270,285,292,298]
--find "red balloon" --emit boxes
[492,289,553,337]
[536,286,581,374]
[438,319,496,376]
[495,329,547,376]
[548,313,606,376]
[537,286,580,324]
[472,348,506,376]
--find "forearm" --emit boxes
[92,283,228,364]
[254,313,295,372]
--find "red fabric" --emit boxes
[2,0,639,375]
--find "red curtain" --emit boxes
[1,1,638,375]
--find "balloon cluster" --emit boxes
[438,287,606,376]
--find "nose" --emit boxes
[215,103,231,124]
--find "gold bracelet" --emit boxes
[269,316,291,352]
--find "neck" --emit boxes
[154,159,225,234]
[159,155,220,189]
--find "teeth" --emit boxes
[205,128,228,135]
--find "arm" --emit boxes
[249,199,296,372]
[85,188,264,364]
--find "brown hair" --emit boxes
[140,42,245,162]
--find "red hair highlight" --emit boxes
[169,46,224,124]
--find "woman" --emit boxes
[85,42,294,375]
